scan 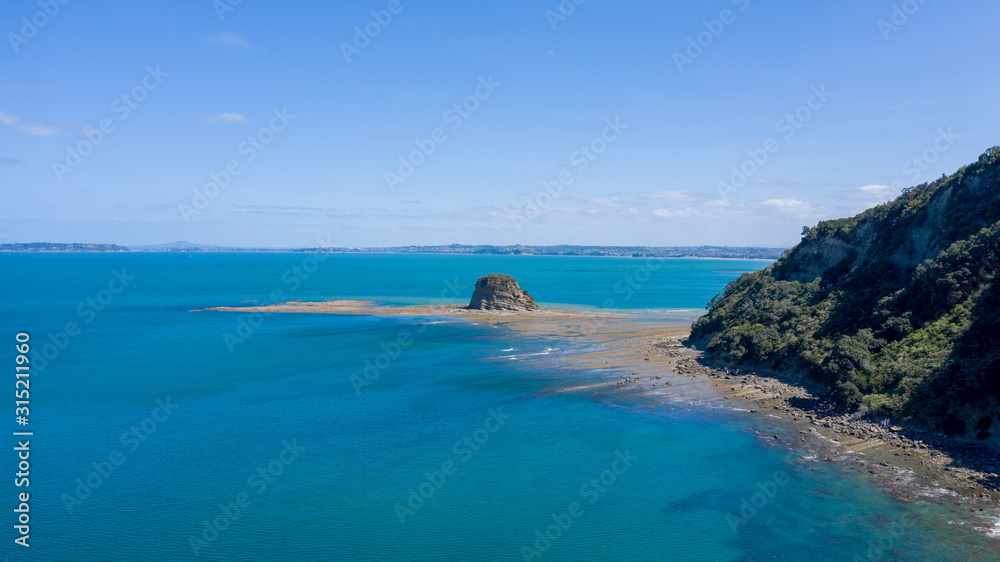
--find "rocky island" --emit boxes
[467,273,539,311]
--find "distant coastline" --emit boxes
[0,242,786,260]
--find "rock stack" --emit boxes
[467,273,539,311]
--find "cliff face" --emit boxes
[691,147,1000,436]
[776,159,999,283]
[468,273,539,311]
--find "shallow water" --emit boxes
[2,253,997,560]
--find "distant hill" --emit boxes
[130,241,219,250]
[0,242,128,252]
[691,147,1000,437]
[0,243,788,259]
[328,245,786,259]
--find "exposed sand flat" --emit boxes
[206,300,634,322]
[203,299,1000,519]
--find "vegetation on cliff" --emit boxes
[691,147,1000,436]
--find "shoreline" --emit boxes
[203,300,1000,531]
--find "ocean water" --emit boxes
[2,252,998,561]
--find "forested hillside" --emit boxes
[691,147,1000,437]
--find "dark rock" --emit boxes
[467,273,539,311]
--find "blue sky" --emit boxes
[2,0,998,248]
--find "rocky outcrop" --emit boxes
[468,273,539,311]
[691,146,1000,436]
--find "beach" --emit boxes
[206,299,1000,524]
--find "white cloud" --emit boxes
[589,197,628,207]
[0,112,61,136]
[702,199,733,208]
[207,32,250,48]
[653,208,699,218]
[850,184,898,200]
[19,123,61,136]
[200,112,247,123]
[643,190,699,202]
[762,199,810,211]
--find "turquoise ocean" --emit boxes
[2,252,999,561]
